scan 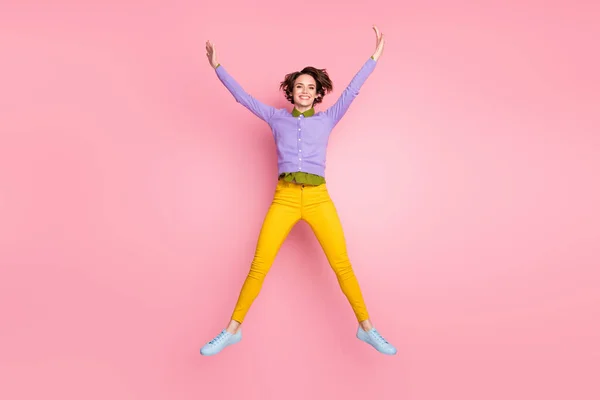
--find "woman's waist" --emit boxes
[278,171,325,186]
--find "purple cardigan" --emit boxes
[215,57,377,178]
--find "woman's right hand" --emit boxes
[205,40,219,69]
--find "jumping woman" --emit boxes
[201,25,396,356]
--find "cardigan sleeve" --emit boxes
[324,57,377,126]
[215,65,277,123]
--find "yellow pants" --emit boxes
[231,179,370,323]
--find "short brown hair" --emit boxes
[279,67,333,105]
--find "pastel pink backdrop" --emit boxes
[1,1,598,399]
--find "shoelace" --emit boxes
[369,330,389,345]
[208,331,229,345]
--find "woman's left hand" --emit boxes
[371,25,385,61]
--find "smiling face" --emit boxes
[292,74,319,110]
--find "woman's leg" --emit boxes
[229,188,301,324]
[200,181,301,356]
[302,185,397,355]
[302,185,370,322]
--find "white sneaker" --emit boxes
[200,328,242,356]
[357,326,397,355]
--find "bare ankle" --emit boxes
[226,320,241,334]
[360,319,373,331]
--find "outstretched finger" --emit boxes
[373,25,381,39]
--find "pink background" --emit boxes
[1,1,599,399]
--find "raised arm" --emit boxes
[206,40,276,123]
[324,26,385,125]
